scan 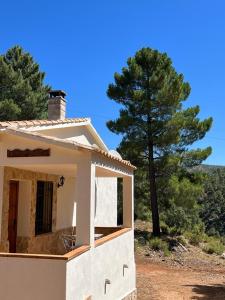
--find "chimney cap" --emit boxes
[49,90,67,98]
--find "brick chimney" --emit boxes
[48,90,66,120]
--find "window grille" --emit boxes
[35,181,53,235]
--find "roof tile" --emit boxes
[0,118,89,129]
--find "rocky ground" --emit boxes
[135,221,225,299]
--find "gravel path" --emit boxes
[136,256,225,300]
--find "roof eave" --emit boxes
[2,128,136,170]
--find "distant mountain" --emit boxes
[195,164,225,173]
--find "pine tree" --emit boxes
[0,46,50,121]
[107,48,212,236]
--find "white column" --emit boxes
[75,160,95,247]
[123,175,134,229]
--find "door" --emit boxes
[8,180,19,253]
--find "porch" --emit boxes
[0,161,133,255]
[0,162,135,299]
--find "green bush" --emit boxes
[176,235,188,246]
[183,231,203,246]
[169,226,181,236]
[203,238,224,255]
[160,207,187,234]
[184,224,206,246]
[189,233,203,246]
[160,223,170,235]
[160,205,203,235]
[135,203,151,221]
[220,236,225,246]
[149,237,170,256]
[206,227,220,237]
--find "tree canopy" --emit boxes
[0,46,50,121]
[107,47,212,236]
[199,167,225,237]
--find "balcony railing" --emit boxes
[0,227,131,260]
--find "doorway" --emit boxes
[8,180,19,253]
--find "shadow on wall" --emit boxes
[185,284,225,300]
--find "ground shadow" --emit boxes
[185,284,225,299]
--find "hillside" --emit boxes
[195,164,225,172]
[135,220,225,299]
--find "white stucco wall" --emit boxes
[56,176,117,230]
[0,230,135,300]
[0,257,66,300]
[92,230,135,300]
[66,250,92,300]
[17,180,31,237]
[66,230,136,300]
[0,133,87,169]
[95,177,117,227]
[38,126,97,147]
[56,177,76,230]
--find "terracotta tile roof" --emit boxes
[93,148,136,169]
[5,127,136,170]
[0,118,89,129]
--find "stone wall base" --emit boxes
[122,289,137,300]
[0,227,74,255]
[0,240,9,252]
[27,227,74,255]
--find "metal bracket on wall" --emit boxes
[123,264,129,276]
[104,279,111,294]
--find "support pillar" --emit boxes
[123,175,134,229]
[75,160,95,247]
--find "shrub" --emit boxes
[135,203,151,221]
[169,226,181,236]
[149,237,170,256]
[160,207,188,234]
[220,236,225,246]
[160,205,203,235]
[203,239,224,255]
[184,224,206,246]
[160,223,170,235]
[189,233,203,246]
[207,227,220,237]
[176,235,188,246]
[160,223,179,236]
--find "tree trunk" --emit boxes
[147,114,160,236]
[148,153,160,236]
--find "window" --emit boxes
[35,181,53,235]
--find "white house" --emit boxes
[0,90,136,300]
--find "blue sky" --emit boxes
[0,0,225,165]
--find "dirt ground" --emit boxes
[136,255,225,300]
